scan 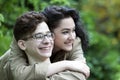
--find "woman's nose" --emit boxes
[69,32,76,40]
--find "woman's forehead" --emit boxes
[55,17,75,29]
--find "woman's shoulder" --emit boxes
[73,37,81,47]
[71,37,83,53]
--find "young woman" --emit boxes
[0,6,90,80]
[43,5,90,79]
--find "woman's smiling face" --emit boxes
[53,17,76,52]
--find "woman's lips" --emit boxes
[64,41,73,46]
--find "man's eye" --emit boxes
[47,33,52,37]
[35,34,43,38]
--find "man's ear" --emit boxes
[18,40,26,50]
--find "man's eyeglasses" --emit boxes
[24,32,54,41]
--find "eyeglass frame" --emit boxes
[22,32,54,41]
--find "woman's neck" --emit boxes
[53,46,61,53]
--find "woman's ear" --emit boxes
[17,40,26,50]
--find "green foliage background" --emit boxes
[0,0,120,80]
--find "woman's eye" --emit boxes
[72,29,75,33]
[62,31,69,34]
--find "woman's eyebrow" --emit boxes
[62,27,75,31]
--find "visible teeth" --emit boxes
[43,48,49,49]
[66,42,72,45]
[40,47,49,50]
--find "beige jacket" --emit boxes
[0,37,86,80]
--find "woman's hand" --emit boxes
[66,61,90,78]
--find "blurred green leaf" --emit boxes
[0,14,4,22]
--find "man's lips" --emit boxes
[39,46,52,53]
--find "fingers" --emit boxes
[66,61,90,78]
[81,64,90,78]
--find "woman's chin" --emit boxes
[64,47,72,51]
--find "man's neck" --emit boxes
[27,54,50,65]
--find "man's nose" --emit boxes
[42,36,51,44]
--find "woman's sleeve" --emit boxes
[47,70,86,80]
[5,39,50,80]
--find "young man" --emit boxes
[0,11,54,80]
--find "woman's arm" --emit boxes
[47,60,90,78]
[68,38,90,78]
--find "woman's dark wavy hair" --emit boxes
[42,5,89,51]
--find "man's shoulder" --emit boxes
[0,49,11,66]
